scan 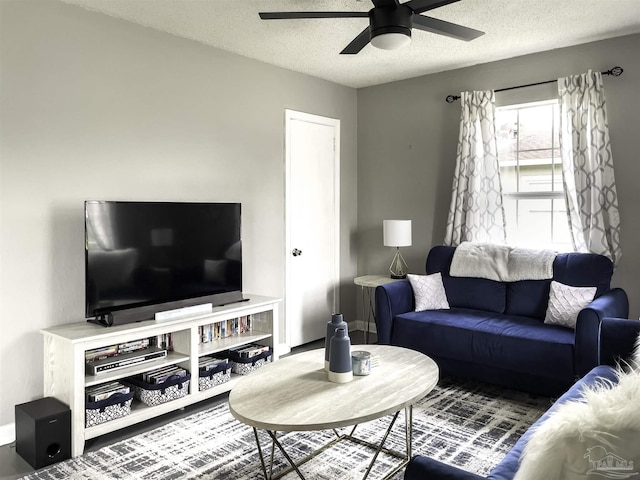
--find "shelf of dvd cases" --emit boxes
[84,351,190,387]
[41,294,281,457]
[197,331,272,357]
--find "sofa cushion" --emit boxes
[505,280,551,319]
[426,246,506,313]
[552,252,612,296]
[505,253,611,320]
[392,309,575,381]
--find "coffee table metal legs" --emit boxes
[253,406,413,480]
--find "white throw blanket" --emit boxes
[449,242,556,282]
[513,367,640,480]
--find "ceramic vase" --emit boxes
[324,313,347,371]
[328,327,353,383]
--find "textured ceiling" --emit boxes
[60,0,640,88]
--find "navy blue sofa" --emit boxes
[375,246,629,396]
[404,317,640,480]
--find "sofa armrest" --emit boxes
[404,455,485,480]
[374,280,413,344]
[574,288,629,377]
[599,317,640,367]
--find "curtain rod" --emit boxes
[444,66,624,103]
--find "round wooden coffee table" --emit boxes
[229,344,439,479]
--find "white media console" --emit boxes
[41,294,281,457]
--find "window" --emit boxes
[496,100,572,250]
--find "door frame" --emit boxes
[284,109,341,351]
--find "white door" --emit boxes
[285,110,340,348]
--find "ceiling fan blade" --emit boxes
[371,0,399,7]
[405,0,460,14]
[259,11,368,20]
[412,14,484,41]
[340,27,372,55]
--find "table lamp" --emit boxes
[383,220,411,279]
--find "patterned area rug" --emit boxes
[19,377,550,480]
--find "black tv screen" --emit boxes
[85,201,242,323]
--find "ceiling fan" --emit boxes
[259,0,484,54]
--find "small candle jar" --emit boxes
[351,350,371,376]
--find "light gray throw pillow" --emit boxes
[544,281,596,329]
[407,273,450,312]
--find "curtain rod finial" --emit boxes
[446,95,460,103]
[607,66,623,76]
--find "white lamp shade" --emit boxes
[370,32,411,50]
[383,220,412,247]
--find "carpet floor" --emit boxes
[18,377,551,480]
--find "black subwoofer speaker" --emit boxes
[15,397,71,469]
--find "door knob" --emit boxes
[292,248,302,257]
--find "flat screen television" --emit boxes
[85,201,243,326]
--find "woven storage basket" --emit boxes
[124,373,191,407]
[85,391,134,427]
[198,361,231,391]
[229,349,272,375]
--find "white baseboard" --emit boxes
[0,422,15,446]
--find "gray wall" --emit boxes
[358,34,640,317]
[0,0,357,428]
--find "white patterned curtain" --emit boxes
[558,70,621,266]
[444,90,506,246]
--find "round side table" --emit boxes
[354,275,403,344]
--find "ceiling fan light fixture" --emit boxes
[260,1,484,56]
[371,31,412,50]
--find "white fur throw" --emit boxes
[450,242,556,282]
[514,367,640,480]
